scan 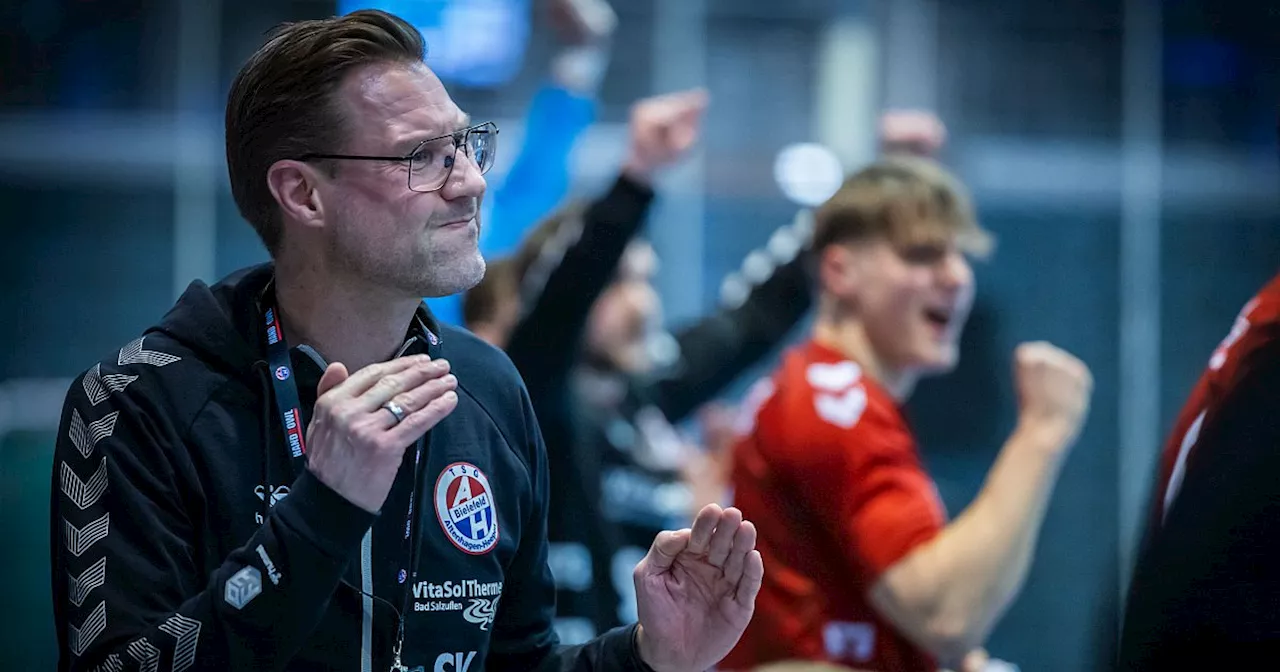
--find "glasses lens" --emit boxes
[467,123,497,176]
[408,136,457,192]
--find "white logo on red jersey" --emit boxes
[806,361,868,428]
[815,386,869,428]
[806,361,862,392]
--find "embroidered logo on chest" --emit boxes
[434,463,499,555]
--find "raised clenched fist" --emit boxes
[879,109,947,158]
[621,88,709,183]
[1013,342,1093,450]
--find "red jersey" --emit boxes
[1119,271,1280,669]
[721,340,946,672]
[1151,273,1280,529]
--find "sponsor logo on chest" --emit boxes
[433,651,477,671]
[412,578,503,631]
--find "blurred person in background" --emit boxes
[49,10,765,672]
[427,0,619,326]
[720,156,1093,672]
[462,90,816,644]
[1116,262,1280,663]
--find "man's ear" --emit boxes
[266,160,326,229]
[818,244,861,300]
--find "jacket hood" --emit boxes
[147,263,276,383]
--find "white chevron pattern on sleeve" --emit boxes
[83,364,139,406]
[127,637,160,672]
[68,410,120,460]
[158,614,200,672]
[92,654,123,672]
[62,458,109,510]
[68,556,107,608]
[118,337,181,368]
[65,513,110,557]
[69,600,107,657]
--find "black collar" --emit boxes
[254,278,445,357]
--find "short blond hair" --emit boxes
[814,156,992,258]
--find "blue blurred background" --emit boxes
[3,0,1280,669]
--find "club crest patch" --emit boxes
[435,462,499,555]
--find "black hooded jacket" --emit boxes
[50,263,649,671]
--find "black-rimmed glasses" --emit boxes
[295,121,499,193]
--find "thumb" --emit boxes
[641,529,691,574]
[317,362,350,397]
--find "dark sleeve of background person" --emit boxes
[486,370,652,672]
[501,173,654,636]
[505,174,654,396]
[1116,333,1280,670]
[645,238,814,425]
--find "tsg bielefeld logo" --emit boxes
[434,462,499,555]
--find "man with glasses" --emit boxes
[295,120,500,195]
[50,10,762,672]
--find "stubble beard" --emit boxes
[324,219,486,300]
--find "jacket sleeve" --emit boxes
[50,364,376,671]
[648,215,815,423]
[505,174,655,395]
[486,379,652,672]
[482,84,597,259]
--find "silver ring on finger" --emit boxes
[382,400,407,425]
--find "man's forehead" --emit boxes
[340,62,467,141]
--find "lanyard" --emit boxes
[393,437,429,672]
[260,290,429,671]
[262,299,309,472]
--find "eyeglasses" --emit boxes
[295,121,499,193]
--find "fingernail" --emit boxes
[444,374,457,385]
